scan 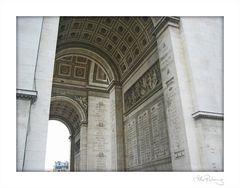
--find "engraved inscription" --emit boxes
[150,100,170,159]
[124,119,138,168]
[96,152,106,170]
[138,111,152,163]
[124,95,171,170]
[159,40,185,160]
[91,99,109,169]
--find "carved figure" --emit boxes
[134,82,142,101]
[151,69,158,88]
[139,79,146,96]
[142,76,148,90]
[147,73,152,90]
[124,62,162,112]
[75,96,88,111]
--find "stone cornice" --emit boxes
[192,111,224,120]
[16,89,37,103]
[153,16,180,38]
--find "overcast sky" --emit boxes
[45,120,70,171]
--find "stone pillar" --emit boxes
[87,93,111,171]
[69,135,75,171]
[109,85,125,171]
[16,90,37,171]
[180,17,223,171]
[16,16,43,171]
[154,17,195,170]
[79,123,87,171]
[73,130,80,171]
[21,17,59,171]
[154,17,223,171]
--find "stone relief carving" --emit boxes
[124,62,162,112]
[74,96,88,112]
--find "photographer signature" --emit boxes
[193,174,224,185]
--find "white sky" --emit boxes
[45,120,70,171]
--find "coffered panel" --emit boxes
[56,17,157,78]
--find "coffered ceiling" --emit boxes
[56,17,157,79]
[53,53,110,88]
[50,100,82,134]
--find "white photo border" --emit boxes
[0,0,240,188]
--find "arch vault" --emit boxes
[17,16,223,172]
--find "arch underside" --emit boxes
[49,96,86,136]
[48,16,172,172]
[56,17,157,80]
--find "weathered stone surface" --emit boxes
[124,92,171,171]
[87,96,111,171]
[19,17,59,171]
[17,17,223,172]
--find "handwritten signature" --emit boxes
[193,174,224,185]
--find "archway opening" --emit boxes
[45,120,70,171]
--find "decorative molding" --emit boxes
[192,111,224,120]
[16,89,37,103]
[53,82,109,93]
[153,17,180,38]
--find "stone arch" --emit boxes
[50,95,87,124]
[49,95,87,171]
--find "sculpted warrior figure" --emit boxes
[151,68,158,88]
[142,76,148,91]
[134,82,142,101]
[147,73,152,90]
[125,95,130,111]
[139,79,146,96]
[131,89,136,105]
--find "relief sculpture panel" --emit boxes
[124,61,162,113]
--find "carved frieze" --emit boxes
[124,61,162,112]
